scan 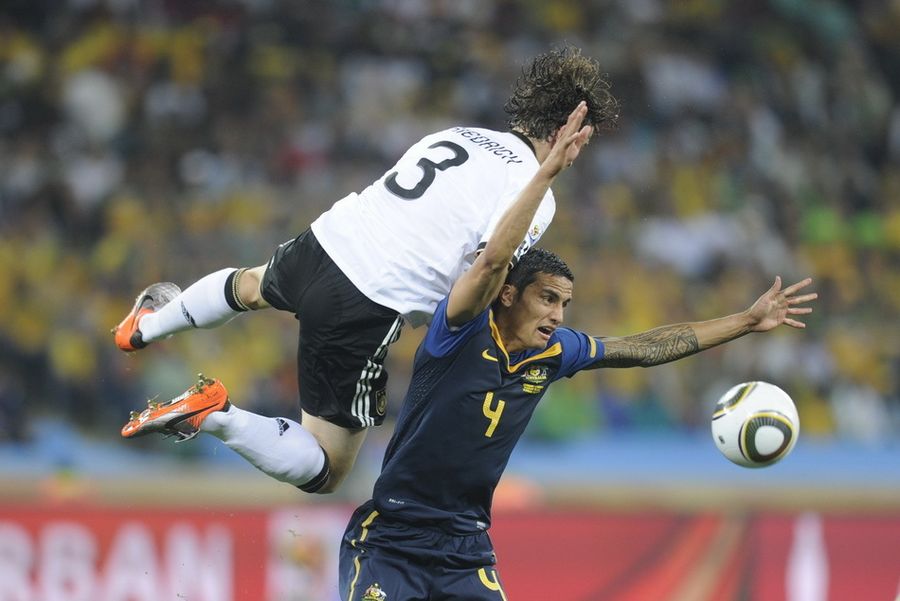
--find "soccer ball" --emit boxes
[711,381,799,468]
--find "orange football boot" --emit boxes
[113,282,181,351]
[121,374,230,442]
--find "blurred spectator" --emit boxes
[0,0,897,457]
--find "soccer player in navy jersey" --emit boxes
[338,122,818,600]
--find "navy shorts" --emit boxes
[339,502,508,601]
[260,229,403,428]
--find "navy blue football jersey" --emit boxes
[370,297,604,534]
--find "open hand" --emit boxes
[542,101,593,177]
[747,276,817,332]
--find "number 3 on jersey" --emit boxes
[385,141,469,199]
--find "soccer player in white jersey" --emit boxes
[115,47,618,495]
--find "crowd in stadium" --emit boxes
[1,0,898,450]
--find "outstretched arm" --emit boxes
[594,277,817,368]
[446,101,592,326]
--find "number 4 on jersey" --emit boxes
[385,141,469,199]
[482,392,506,437]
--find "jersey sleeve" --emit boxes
[477,189,556,266]
[551,327,606,380]
[423,297,490,358]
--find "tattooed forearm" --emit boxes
[599,324,700,367]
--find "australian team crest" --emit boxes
[521,365,549,394]
[362,583,387,601]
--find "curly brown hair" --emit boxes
[504,45,619,140]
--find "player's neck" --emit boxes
[492,314,529,355]
[511,128,549,163]
[532,138,553,165]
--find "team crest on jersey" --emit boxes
[362,583,387,601]
[522,365,549,394]
[375,389,387,416]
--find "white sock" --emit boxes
[201,405,327,489]
[140,268,242,342]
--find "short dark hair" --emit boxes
[504,248,574,293]
[505,45,619,140]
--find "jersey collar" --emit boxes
[487,310,561,373]
[509,130,537,158]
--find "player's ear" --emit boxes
[547,127,561,147]
[497,284,518,308]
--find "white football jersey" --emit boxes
[311,126,555,327]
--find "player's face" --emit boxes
[501,273,573,352]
